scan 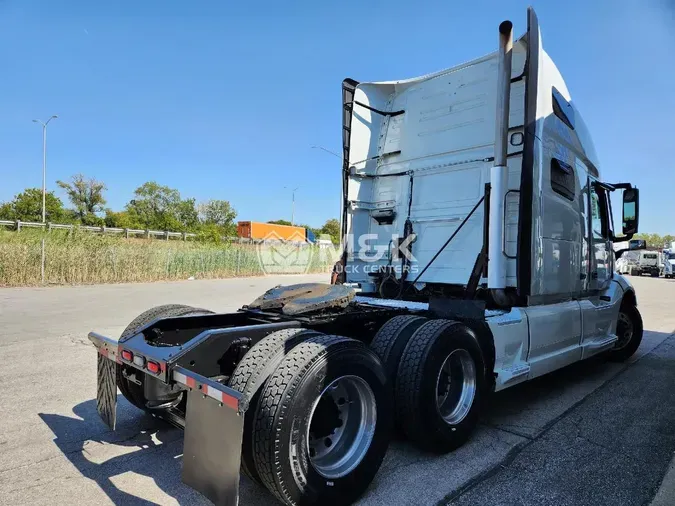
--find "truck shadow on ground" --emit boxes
[39,399,276,505]
[38,330,671,506]
[484,329,672,434]
[481,352,625,435]
[39,400,208,505]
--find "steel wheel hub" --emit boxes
[436,349,477,425]
[615,311,634,350]
[307,375,376,479]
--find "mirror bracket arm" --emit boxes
[614,248,629,260]
[610,182,634,191]
[612,233,635,243]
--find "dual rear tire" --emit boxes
[227,328,323,485]
[370,315,486,452]
[239,317,487,506]
[231,331,392,506]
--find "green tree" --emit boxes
[125,181,198,232]
[319,218,341,244]
[0,188,66,222]
[199,199,237,236]
[56,174,107,223]
[652,234,665,248]
[104,209,143,229]
[200,199,237,225]
[177,198,200,231]
[632,232,675,249]
[0,202,13,220]
[196,223,224,243]
[268,219,292,226]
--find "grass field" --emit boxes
[0,230,336,287]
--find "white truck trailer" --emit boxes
[88,8,643,506]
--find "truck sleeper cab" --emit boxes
[88,8,643,506]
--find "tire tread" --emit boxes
[607,303,644,362]
[253,334,352,505]
[395,319,459,445]
[370,315,426,363]
[228,328,321,483]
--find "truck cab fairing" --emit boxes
[339,8,626,306]
[340,39,528,293]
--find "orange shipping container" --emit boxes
[237,221,307,242]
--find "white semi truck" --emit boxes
[88,8,643,506]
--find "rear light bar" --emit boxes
[120,348,161,375]
[147,361,160,374]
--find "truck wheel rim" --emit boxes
[615,312,634,350]
[436,349,477,425]
[306,375,377,479]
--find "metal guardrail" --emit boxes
[0,219,199,240]
[0,219,323,246]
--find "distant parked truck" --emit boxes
[625,250,660,277]
[662,248,675,278]
[237,221,314,243]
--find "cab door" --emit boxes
[579,178,619,357]
[589,181,612,290]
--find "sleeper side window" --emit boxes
[553,87,575,130]
[551,158,575,201]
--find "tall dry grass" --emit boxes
[0,230,336,287]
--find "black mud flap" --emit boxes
[182,386,244,506]
[96,353,117,430]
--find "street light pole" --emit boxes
[284,186,300,225]
[32,115,58,223]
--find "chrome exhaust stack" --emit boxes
[488,20,513,306]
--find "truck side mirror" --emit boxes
[622,188,639,235]
[629,239,646,250]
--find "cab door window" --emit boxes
[589,183,611,287]
[591,185,611,240]
[591,189,604,240]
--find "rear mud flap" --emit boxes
[90,330,245,505]
[96,353,117,430]
[182,387,244,506]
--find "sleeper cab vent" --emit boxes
[551,158,575,201]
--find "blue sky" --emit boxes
[1,0,673,232]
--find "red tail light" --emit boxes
[147,361,160,374]
[121,350,133,362]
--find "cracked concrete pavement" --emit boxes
[0,274,674,505]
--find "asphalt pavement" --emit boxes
[0,274,673,506]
